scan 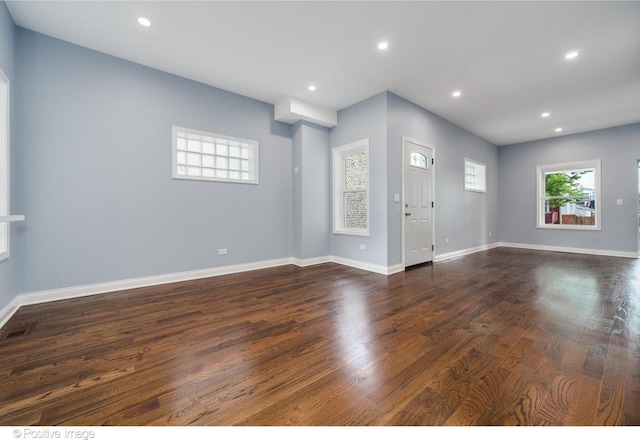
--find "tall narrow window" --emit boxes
[0,69,9,260]
[333,139,369,236]
[172,126,258,184]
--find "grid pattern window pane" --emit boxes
[174,127,258,184]
[465,163,475,187]
[464,159,486,192]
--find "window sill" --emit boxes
[0,215,25,222]
[333,229,370,237]
[537,224,600,231]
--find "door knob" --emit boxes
[405,212,411,216]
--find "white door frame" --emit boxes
[637,159,640,256]
[401,136,435,268]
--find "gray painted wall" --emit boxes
[291,121,330,260]
[2,3,636,315]
[327,91,499,269]
[499,123,640,254]
[387,93,499,264]
[329,92,388,267]
[14,29,292,294]
[291,122,303,259]
[0,1,17,309]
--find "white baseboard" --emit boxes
[294,255,404,275]
[330,256,400,275]
[3,242,635,329]
[0,255,404,329]
[0,257,292,329]
[19,257,295,308]
[0,296,22,331]
[387,263,406,275]
[498,242,638,259]
[291,256,332,267]
[434,242,500,262]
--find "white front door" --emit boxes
[403,138,434,267]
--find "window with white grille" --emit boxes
[464,158,486,193]
[172,126,258,184]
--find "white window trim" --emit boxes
[536,159,601,230]
[332,139,370,236]
[464,158,486,193]
[172,126,259,185]
[0,69,11,261]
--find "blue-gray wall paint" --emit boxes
[14,29,292,294]
[330,92,388,267]
[328,91,499,268]
[387,93,499,264]
[499,123,640,253]
[292,121,330,260]
[291,122,303,259]
[0,1,17,309]
[2,4,638,316]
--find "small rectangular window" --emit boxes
[537,160,601,230]
[333,139,369,236]
[172,126,258,184]
[464,158,486,193]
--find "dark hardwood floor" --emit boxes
[0,248,639,426]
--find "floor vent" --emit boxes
[0,322,36,341]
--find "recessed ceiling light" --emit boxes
[377,41,389,51]
[452,90,462,98]
[541,112,550,118]
[565,51,579,60]
[308,85,316,92]
[137,17,151,27]
[555,128,563,132]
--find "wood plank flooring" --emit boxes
[0,248,639,425]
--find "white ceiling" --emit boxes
[6,0,640,146]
